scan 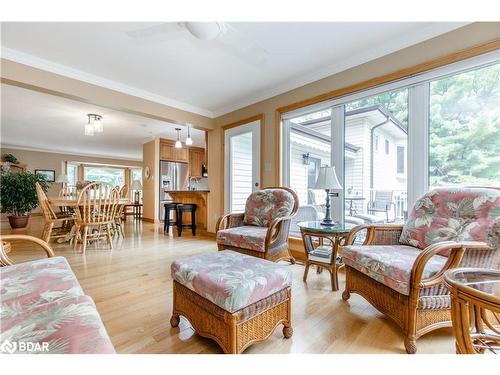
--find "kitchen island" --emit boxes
[166,190,210,233]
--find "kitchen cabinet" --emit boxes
[189,147,206,177]
[160,141,189,162]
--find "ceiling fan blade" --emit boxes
[217,24,269,66]
[125,23,182,38]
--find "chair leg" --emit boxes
[73,225,81,250]
[303,262,310,282]
[191,210,196,236]
[404,337,417,354]
[43,222,54,243]
[177,209,183,237]
[330,269,339,291]
[106,223,113,249]
[82,226,88,254]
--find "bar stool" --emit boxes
[176,204,197,236]
[164,202,180,234]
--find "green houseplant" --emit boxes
[0,170,50,228]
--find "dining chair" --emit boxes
[113,184,129,237]
[35,182,75,243]
[73,182,119,253]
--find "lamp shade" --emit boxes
[55,174,69,183]
[131,179,143,190]
[315,166,342,190]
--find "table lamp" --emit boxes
[55,174,69,188]
[315,166,342,226]
[131,179,143,204]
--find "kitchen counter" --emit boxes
[166,191,209,232]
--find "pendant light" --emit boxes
[85,114,95,136]
[93,115,103,133]
[185,123,193,146]
[175,128,182,148]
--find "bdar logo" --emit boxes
[1,340,17,354]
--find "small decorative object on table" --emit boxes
[170,250,293,353]
[299,221,355,291]
[314,166,342,226]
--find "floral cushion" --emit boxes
[343,245,447,295]
[243,189,295,227]
[1,295,115,354]
[400,188,500,255]
[171,250,292,313]
[216,226,268,252]
[1,257,84,316]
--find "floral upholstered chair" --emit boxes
[216,187,299,263]
[341,187,500,354]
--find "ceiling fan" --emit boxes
[126,22,268,66]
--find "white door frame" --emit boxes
[224,120,261,213]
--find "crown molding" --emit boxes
[1,47,215,118]
[211,22,470,117]
[0,143,143,162]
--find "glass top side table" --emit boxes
[444,268,500,354]
[298,221,356,291]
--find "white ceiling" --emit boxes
[1,22,467,117]
[0,84,206,160]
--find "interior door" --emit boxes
[224,120,261,213]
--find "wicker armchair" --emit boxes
[216,187,299,263]
[341,187,500,354]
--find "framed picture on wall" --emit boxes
[35,169,56,182]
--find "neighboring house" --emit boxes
[289,105,407,221]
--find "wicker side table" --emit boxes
[444,268,500,354]
[298,221,355,291]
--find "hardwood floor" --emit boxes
[1,217,455,354]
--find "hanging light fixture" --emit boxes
[185,123,193,146]
[175,128,182,148]
[85,114,103,136]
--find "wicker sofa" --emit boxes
[216,187,299,263]
[341,187,500,354]
[0,235,115,354]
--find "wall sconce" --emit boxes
[302,152,311,165]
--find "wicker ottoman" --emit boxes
[170,250,293,354]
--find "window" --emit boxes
[83,166,125,187]
[429,63,500,188]
[131,168,142,185]
[397,146,405,174]
[282,52,499,237]
[67,163,78,186]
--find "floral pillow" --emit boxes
[400,188,500,254]
[243,189,295,227]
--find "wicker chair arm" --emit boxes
[345,224,404,245]
[410,241,492,290]
[216,213,245,231]
[0,235,55,267]
[266,215,294,244]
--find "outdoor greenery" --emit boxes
[0,170,50,216]
[346,63,500,187]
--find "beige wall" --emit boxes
[206,22,500,232]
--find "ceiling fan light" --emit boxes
[184,22,222,41]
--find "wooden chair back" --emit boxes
[75,182,119,225]
[58,185,78,198]
[35,182,57,221]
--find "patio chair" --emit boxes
[216,187,299,263]
[342,187,500,354]
[366,190,395,222]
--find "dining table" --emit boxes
[49,197,130,207]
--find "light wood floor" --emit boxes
[1,217,455,354]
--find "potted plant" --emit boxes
[0,170,50,228]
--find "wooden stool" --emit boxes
[176,203,197,236]
[164,202,180,234]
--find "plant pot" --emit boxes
[8,214,30,229]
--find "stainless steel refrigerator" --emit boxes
[159,161,189,220]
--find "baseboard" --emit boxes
[142,217,158,224]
